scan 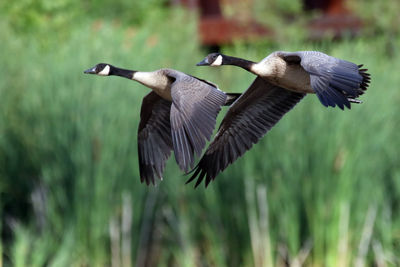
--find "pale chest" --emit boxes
[253,57,314,94]
[272,64,313,94]
[133,72,173,101]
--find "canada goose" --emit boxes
[187,51,370,187]
[84,63,240,185]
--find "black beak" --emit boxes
[196,58,209,66]
[84,67,97,74]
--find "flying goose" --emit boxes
[187,51,370,187]
[84,63,240,185]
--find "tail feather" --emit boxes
[358,67,370,95]
[224,93,241,106]
[348,98,363,104]
[314,63,370,109]
[341,66,369,106]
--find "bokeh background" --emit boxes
[1,0,400,266]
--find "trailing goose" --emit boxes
[84,63,240,185]
[187,51,370,187]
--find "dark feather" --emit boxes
[138,92,173,185]
[187,77,305,187]
[168,72,227,172]
[281,51,371,109]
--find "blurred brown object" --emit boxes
[305,0,362,38]
[174,0,271,46]
[173,0,362,45]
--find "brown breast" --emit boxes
[269,57,314,94]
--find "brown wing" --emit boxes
[187,77,305,187]
[169,74,227,172]
[138,91,173,185]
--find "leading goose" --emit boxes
[84,63,240,185]
[187,51,370,187]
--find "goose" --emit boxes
[84,63,240,185]
[187,51,370,187]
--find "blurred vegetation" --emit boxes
[0,0,167,32]
[1,0,400,266]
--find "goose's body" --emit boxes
[132,70,172,100]
[188,51,370,187]
[250,52,313,93]
[84,63,240,185]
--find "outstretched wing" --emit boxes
[169,73,227,172]
[138,91,173,185]
[280,51,370,109]
[187,77,305,187]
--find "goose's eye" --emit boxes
[96,65,104,72]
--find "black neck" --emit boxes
[223,55,255,72]
[110,66,136,79]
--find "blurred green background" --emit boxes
[1,0,400,266]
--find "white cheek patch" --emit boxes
[211,55,223,66]
[98,65,110,76]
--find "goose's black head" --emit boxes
[84,63,113,76]
[196,53,225,67]
[84,63,135,79]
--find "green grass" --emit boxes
[1,10,400,266]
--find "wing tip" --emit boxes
[185,162,215,188]
[140,163,166,186]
